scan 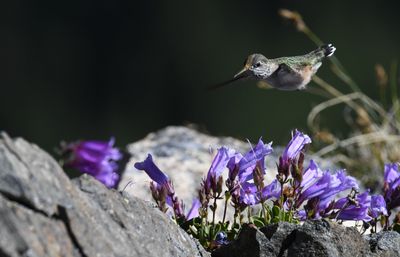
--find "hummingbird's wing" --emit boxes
[268,63,305,90]
[272,63,303,80]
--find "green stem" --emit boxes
[233,210,238,228]
[261,201,267,224]
[303,27,323,46]
[212,196,217,227]
[390,60,398,105]
[279,182,284,208]
[222,192,230,224]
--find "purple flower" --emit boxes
[317,171,359,209]
[296,163,360,221]
[239,182,259,205]
[278,130,311,181]
[227,152,243,181]
[205,147,236,193]
[134,154,173,197]
[261,179,281,200]
[135,154,187,219]
[134,154,169,186]
[237,179,281,206]
[334,191,372,222]
[223,138,273,208]
[63,138,122,188]
[297,169,358,209]
[370,195,387,218]
[301,190,372,221]
[336,206,370,221]
[237,138,273,182]
[282,130,311,163]
[300,160,323,189]
[384,163,399,184]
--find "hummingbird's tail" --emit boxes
[307,43,336,65]
[319,43,336,57]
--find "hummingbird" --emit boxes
[211,44,336,91]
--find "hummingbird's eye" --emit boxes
[254,62,261,68]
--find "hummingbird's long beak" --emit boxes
[208,66,250,90]
[234,66,251,79]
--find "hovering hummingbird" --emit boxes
[211,44,336,91]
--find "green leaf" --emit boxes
[272,206,280,218]
[252,216,266,227]
[272,217,280,223]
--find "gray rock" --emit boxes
[213,220,400,257]
[0,132,209,257]
[212,224,271,257]
[260,222,300,256]
[366,231,400,257]
[288,220,369,257]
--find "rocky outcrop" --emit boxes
[212,221,400,257]
[0,132,209,257]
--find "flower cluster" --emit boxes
[134,130,393,249]
[61,138,122,188]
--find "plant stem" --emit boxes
[390,60,398,105]
[222,192,230,224]
[212,196,217,227]
[279,182,284,208]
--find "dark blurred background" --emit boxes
[1,0,400,151]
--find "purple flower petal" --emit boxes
[335,191,372,222]
[96,170,120,188]
[298,171,332,204]
[238,138,272,182]
[318,171,359,209]
[370,194,387,218]
[301,160,323,190]
[186,198,201,220]
[297,168,359,211]
[134,154,169,185]
[262,179,281,200]
[282,130,311,162]
[336,207,371,222]
[206,147,235,189]
[384,163,399,184]
[384,163,400,210]
[240,182,259,205]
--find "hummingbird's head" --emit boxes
[234,54,270,80]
